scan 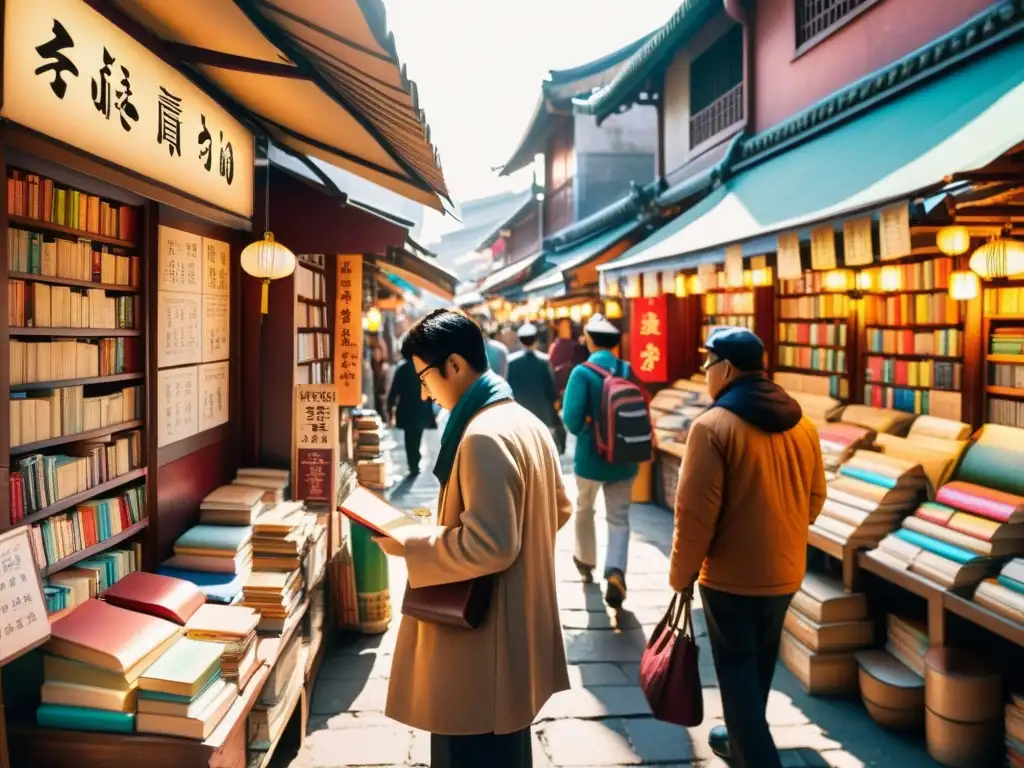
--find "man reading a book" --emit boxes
[671,327,826,768]
[375,309,572,768]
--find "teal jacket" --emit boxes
[562,350,639,484]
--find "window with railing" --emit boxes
[689,25,744,149]
[796,0,877,48]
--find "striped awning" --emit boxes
[109,0,450,210]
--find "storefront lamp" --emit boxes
[581,303,594,318]
[948,270,980,301]
[969,236,1024,279]
[936,225,971,256]
[605,300,623,320]
[364,307,382,333]
[570,305,582,323]
[856,271,874,292]
[240,232,296,314]
[674,273,688,298]
[879,265,902,292]
[824,269,854,293]
[751,267,771,287]
[689,274,705,295]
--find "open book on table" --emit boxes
[338,486,422,539]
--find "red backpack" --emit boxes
[583,361,653,464]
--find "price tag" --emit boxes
[810,226,837,270]
[843,217,874,266]
[776,232,802,279]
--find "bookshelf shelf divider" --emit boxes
[11,372,144,391]
[10,419,144,456]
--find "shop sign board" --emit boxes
[630,295,668,384]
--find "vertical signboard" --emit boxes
[630,295,668,384]
[334,256,364,407]
[293,385,338,505]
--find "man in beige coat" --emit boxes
[376,309,572,767]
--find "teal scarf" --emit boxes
[434,371,512,486]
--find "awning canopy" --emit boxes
[524,217,642,297]
[370,243,459,301]
[109,0,450,210]
[602,35,1024,277]
[478,252,545,295]
[454,291,485,308]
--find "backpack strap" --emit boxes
[581,361,610,379]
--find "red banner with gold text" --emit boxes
[630,296,668,383]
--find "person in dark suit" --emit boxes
[387,347,435,476]
[507,323,559,430]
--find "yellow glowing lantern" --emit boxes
[879,265,902,292]
[948,270,980,301]
[605,300,623,320]
[570,305,582,323]
[856,270,874,291]
[545,307,555,320]
[240,232,296,314]
[689,274,705,295]
[364,306,382,333]
[751,267,771,287]
[969,237,1024,279]
[936,225,971,257]
[824,269,854,293]
[674,273,688,298]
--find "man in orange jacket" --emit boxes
[670,327,826,768]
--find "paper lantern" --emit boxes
[824,269,854,292]
[948,270,979,301]
[674,273,688,298]
[363,307,382,333]
[605,300,623,320]
[856,271,874,291]
[879,265,902,292]
[936,225,971,257]
[569,305,582,323]
[689,274,705,295]
[555,306,569,319]
[581,303,594,318]
[751,267,771,287]
[969,237,1024,279]
[240,232,296,314]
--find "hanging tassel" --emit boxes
[261,277,271,314]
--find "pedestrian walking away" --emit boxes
[670,327,826,768]
[507,322,560,431]
[375,309,572,768]
[562,313,651,609]
[387,346,436,477]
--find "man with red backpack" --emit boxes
[562,314,653,608]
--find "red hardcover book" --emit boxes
[102,572,205,625]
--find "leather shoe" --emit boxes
[708,725,730,760]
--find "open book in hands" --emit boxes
[338,486,423,540]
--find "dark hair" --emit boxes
[402,309,488,374]
[587,330,620,350]
[519,334,538,347]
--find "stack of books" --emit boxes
[811,450,925,547]
[816,423,875,479]
[165,525,253,576]
[972,558,1024,624]
[198,485,265,526]
[1007,694,1024,767]
[186,604,261,690]
[243,570,304,634]
[136,636,237,740]
[780,573,870,695]
[886,614,928,677]
[43,544,140,617]
[251,502,311,571]
[353,410,390,491]
[233,467,290,505]
[38,599,182,733]
[249,631,305,755]
[868,480,1024,588]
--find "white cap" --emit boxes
[517,322,538,338]
[584,314,620,335]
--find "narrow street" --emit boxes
[282,431,941,768]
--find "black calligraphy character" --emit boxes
[198,115,213,170]
[115,65,140,131]
[157,86,183,156]
[35,20,79,100]
[91,48,114,118]
[219,131,235,185]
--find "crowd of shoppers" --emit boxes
[374,308,824,768]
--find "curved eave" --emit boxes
[499,96,548,178]
[574,0,719,123]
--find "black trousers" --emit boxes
[699,585,794,768]
[403,426,423,474]
[430,728,532,768]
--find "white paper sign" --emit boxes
[810,226,837,271]
[880,203,912,261]
[198,361,229,432]
[158,226,202,293]
[158,290,202,368]
[202,237,230,296]
[201,294,230,363]
[0,526,50,664]
[1,0,254,218]
[158,366,199,447]
[725,244,743,287]
[842,217,874,266]
[776,232,802,279]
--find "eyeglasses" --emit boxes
[415,358,446,393]
[701,356,727,372]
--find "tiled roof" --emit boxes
[544,179,663,251]
[573,0,719,123]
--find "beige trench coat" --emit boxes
[385,401,572,735]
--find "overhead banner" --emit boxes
[2,0,254,217]
[630,295,668,384]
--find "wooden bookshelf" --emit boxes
[8,213,136,249]
[10,271,139,293]
[10,419,144,456]
[16,468,147,529]
[11,372,144,391]
[39,518,148,577]
[10,328,140,337]
[981,286,1024,428]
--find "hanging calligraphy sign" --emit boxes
[629,295,668,384]
[2,0,253,217]
[334,256,364,407]
[293,385,338,504]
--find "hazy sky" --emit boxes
[383,0,681,240]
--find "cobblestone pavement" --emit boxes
[276,430,941,767]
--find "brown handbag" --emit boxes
[401,574,495,630]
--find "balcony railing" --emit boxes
[689,82,744,150]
